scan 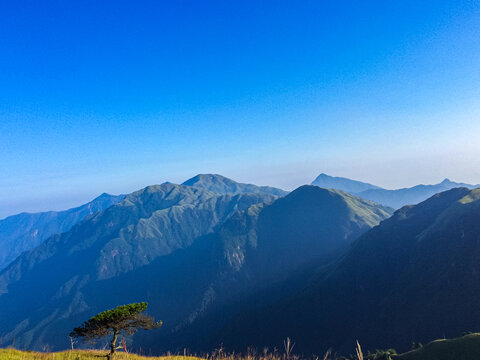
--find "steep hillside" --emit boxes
[150,186,392,352]
[0,193,125,270]
[219,185,392,284]
[394,333,480,360]
[218,187,480,354]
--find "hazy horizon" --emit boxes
[2,1,480,218]
[2,170,480,219]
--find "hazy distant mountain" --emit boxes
[219,187,480,354]
[312,173,480,209]
[0,182,391,352]
[183,174,288,197]
[358,178,480,209]
[0,193,125,270]
[311,173,382,193]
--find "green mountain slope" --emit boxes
[218,187,480,354]
[0,193,125,270]
[394,333,480,360]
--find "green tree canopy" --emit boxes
[70,302,161,359]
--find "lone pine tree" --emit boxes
[70,302,161,359]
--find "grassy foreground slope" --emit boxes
[0,349,200,360]
[2,333,480,360]
[394,333,480,360]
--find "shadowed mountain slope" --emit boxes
[0,193,125,270]
[218,187,480,354]
[357,178,480,209]
[142,186,392,352]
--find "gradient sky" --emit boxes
[1,0,480,218]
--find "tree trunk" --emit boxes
[107,330,118,360]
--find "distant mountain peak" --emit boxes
[311,173,382,194]
[182,174,288,197]
[189,173,229,180]
[183,173,235,187]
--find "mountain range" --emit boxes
[312,173,480,209]
[2,172,473,273]
[2,173,480,356]
[0,175,390,352]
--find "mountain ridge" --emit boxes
[0,193,125,271]
[0,174,287,272]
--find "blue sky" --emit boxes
[1,0,480,218]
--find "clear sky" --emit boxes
[1,0,480,218]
